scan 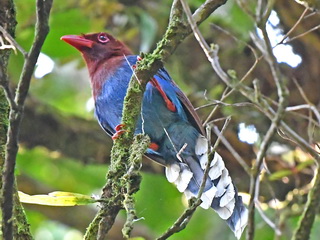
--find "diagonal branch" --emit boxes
[292,166,320,240]
[0,25,27,57]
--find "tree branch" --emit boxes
[1,1,53,239]
[247,2,289,237]
[121,134,150,238]
[292,166,320,240]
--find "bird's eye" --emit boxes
[97,33,109,43]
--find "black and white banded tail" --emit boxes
[165,136,248,239]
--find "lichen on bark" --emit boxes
[0,89,9,176]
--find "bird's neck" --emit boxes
[88,56,125,99]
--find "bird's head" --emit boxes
[61,32,132,67]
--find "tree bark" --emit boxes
[0,1,33,239]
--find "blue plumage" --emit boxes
[61,32,248,239]
[95,56,189,147]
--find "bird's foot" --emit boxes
[132,56,142,69]
[112,124,127,140]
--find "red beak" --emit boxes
[60,35,94,51]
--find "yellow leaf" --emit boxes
[18,191,97,206]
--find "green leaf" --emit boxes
[268,169,293,181]
[268,160,314,181]
[296,159,314,171]
[19,191,97,206]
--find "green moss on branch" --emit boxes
[85,1,230,238]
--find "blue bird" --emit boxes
[61,32,248,239]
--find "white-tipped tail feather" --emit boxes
[175,164,193,192]
[220,183,235,207]
[234,207,248,239]
[165,163,180,183]
[165,135,248,239]
[200,186,217,209]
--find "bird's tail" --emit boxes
[165,136,248,239]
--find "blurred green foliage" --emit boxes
[8,0,318,239]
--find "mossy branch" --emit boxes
[292,166,320,240]
[1,0,32,239]
[121,134,150,238]
[0,0,53,239]
[83,0,228,239]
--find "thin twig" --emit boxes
[283,24,320,44]
[14,1,52,107]
[247,124,277,239]
[181,0,230,84]
[203,23,262,125]
[0,25,27,57]
[202,87,230,126]
[286,104,320,125]
[201,87,257,126]
[255,200,281,235]
[292,77,315,106]
[255,0,264,22]
[0,35,16,53]
[235,0,256,20]
[198,99,255,110]
[290,77,320,142]
[277,7,309,45]
[156,198,201,240]
[284,107,320,128]
[251,165,282,235]
[212,125,251,175]
[192,0,229,24]
[210,23,261,65]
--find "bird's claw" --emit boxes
[132,56,142,69]
[112,124,127,140]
